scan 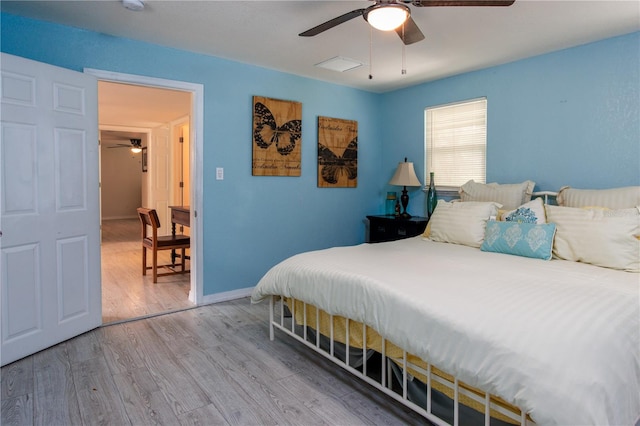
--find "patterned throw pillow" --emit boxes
[500,197,546,224]
[481,221,557,260]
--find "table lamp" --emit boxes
[389,158,422,218]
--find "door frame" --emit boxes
[86,68,204,305]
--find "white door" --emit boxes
[0,53,101,366]
[149,125,172,236]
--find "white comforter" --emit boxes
[251,237,640,425]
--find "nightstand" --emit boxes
[366,215,428,243]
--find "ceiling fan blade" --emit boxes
[410,0,515,6]
[299,9,366,37]
[395,17,425,45]
[107,143,132,149]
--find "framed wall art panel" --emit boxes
[252,96,302,177]
[317,116,357,188]
[141,147,148,173]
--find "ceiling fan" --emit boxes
[299,0,516,45]
[107,138,143,153]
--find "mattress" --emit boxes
[251,236,640,425]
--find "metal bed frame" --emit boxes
[268,296,534,426]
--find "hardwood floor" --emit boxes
[101,218,193,324]
[1,298,425,425]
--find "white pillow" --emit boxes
[557,186,640,209]
[428,200,502,248]
[459,180,535,210]
[545,204,640,272]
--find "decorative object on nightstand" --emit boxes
[389,157,422,218]
[366,215,427,243]
[385,191,397,215]
[426,171,437,218]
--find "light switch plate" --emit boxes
[216,167,224,180]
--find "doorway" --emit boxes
[88,69,205,323]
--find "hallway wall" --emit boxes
[101,146,143,220]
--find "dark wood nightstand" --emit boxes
[366,215,428,243]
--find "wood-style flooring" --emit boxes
[101,219,192,324]
[1,298,425,425]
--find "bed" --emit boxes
[251,184,640,425]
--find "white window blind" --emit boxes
[425,98,487,189]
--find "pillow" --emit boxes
[545,204,640,272]
[499,197,546,224]
[421,221,432,238]
[428,200,501,248]
[481,221,556,260]
[557,186,640,209]
[459,180,535,210]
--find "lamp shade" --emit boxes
[364,4,410,31]
[389,161,422,187]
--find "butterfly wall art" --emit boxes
[317,116,358,188]
[252,96,302,176]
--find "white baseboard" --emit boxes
[103,215,138,221]
[199,286,254,305]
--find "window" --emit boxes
[425,98,487,191]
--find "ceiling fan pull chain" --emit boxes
[369,26,373,80]
[401,24,407,75]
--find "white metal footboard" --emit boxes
[268,295,534,426]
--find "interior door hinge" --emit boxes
[179,137,184,144]
[179,182,184,188]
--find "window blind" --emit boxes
[425,98,487,188]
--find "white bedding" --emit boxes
[251,237,640,425]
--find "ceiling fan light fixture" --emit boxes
[130,138,142,153]
[365,4,410,32]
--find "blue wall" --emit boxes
[380,32,640,216]
[2,12,638,295]
[0,13,382,296]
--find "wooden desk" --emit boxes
[169,206,190,264]
[169,205,190,232]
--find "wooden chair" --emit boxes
[137,207,190,283]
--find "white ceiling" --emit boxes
[98,81,192,128]
[96,80,191,145]
[2,0,638,93]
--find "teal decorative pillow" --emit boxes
[481,221,556,260]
